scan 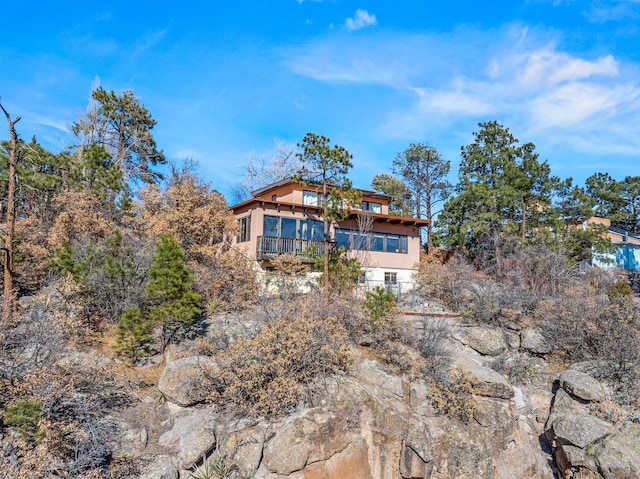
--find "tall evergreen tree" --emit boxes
[371,173,414,217]
[586,173,640,234]
[392,143,451,252]
[73,87,166,187]
[0,136,69,223]
[70,143,123,207]
[436,121,553,272]
[295,132,360,293]
[146,234,200,353]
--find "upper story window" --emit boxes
[237,216,251,243]
[303,190,324,207]
[263,215,324,241]
[335,229,407,253]
[362,201,382,213]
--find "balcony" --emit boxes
[256,236,336,261]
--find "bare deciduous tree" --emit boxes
[233,140,300,202]
[1,100,20,325]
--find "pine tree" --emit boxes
[115,307,153,360]
[146,234,200,353]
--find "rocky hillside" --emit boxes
[11,305,631,479]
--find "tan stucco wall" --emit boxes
[233,204,422,272]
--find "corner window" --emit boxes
[263,215,324,241]
[362,201,382,213]
[303,191,323,206]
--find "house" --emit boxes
[586,217,640,272]
[230,179,429,289]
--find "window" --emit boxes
[263,215,324,241]
[371,233,385,252]
[303,191,323,206]
[384,272,397,285]
[238,216,251,243]
[335,229,350,248]
[362,201,382,213]
[334,228,408,253]
[264,215,280,237]
[281,217,297,239]
[352,231,368,250]
[300,219,323,240]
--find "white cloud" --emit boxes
[413,87,494,117]
[517,51,618,87]
[530,81,630,127]
[345,9,377,31]
[586,0,640,23]
[283,23,640,159]
[174,148,201,160]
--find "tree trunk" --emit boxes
[521,199,527,242]
[323,180,329,294]
[426,187,433,254]
[1,102,20,325]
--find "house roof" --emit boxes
[230,196,429,226]
[343,210,430,227]
[250,178,393,202]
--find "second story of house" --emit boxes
[230,179,429,273]
[239,178,393,214]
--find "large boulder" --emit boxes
[453,326,507,356]
[263,406,356,475]
[558,369,607,402]
[595,423,640,479]
[157,407,218,469]
[452,355,514,399]
[157,356,219,407]
[549,413,612,449]
[520,328,551,355]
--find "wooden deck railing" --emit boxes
[257,236,330,260]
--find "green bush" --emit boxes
[608,279,632,299]
[363,286,396,332]
[4,399,45,443]
[115,307,153,360]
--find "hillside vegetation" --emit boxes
[2,93,640,477]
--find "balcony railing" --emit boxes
[257,236,335,261]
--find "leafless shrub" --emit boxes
[416,253,475,311]
[426,369,478,423]
[31,362,131,478]
[0,301,64,382]
[190,248,259,312]
[418,317,451,376]
[211,295,351,417]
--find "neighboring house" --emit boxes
[586,217,640,272]
[230,179,429,288]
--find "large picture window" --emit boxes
[335,228,408,253]
[263,215,324,241]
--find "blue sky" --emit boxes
[2,0,640,202]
